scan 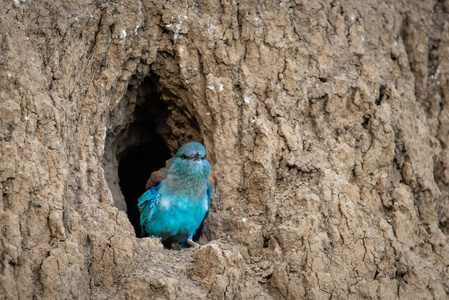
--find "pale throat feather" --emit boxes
[164,160,209,199]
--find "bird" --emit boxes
[137,142,212,249]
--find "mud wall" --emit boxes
[1,0,448,299]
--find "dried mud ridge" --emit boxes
[1,0,449,299]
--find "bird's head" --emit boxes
[172,142,211,180]
[175,142,207,162]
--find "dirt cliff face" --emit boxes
[1,0,448,299]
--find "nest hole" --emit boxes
[118,138,170,237]
[103,75,204,238]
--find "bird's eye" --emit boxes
[181,154,188,159]
[201,156,206,160]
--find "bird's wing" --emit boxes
[202,183,212,222]
[191,183,213,242]
[145,168,166,190]
[144,158,175,190]
[207,183,213,203]
[137,184,161,235]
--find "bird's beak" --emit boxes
[189,152,201,160]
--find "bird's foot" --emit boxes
[187,239,201,249]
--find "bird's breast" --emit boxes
[158,196,171,210]
[158,192,208,213]
[150,193,208,237]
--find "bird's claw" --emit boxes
[187,239,201,249]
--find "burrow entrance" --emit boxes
[118,138,169,237]
[103,75,203,237]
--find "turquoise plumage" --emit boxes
[137,142,212,249]
[137,184,161,236]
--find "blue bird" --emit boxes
[137,142,212,249]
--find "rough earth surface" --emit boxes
[1,0,449,299]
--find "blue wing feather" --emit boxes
[207,183,212,203]
[188,183,212,244]
[204,183,212,223]
[137,184,161,236]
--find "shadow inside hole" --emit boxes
[118,136,170,237]
[114,78,172,237]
